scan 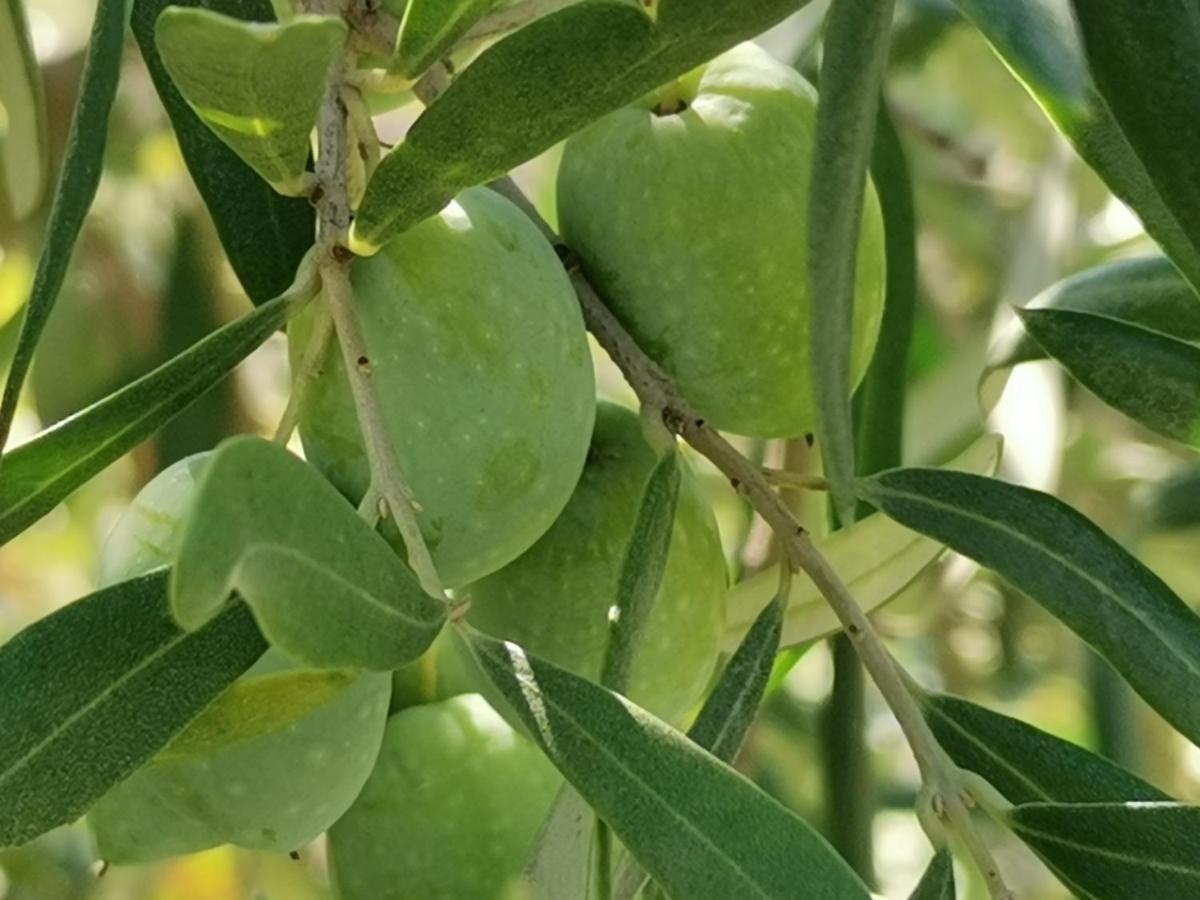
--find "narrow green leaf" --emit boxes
[908,848,954,900]
[157,667,358,760]
[725,433,1002,652]
[1007,802,1200,899]
[857,469,1200,745]
[0,294,291,547]
[155,9,346,195]
[0,0,47,219]
[132,0,316,303]
[1017,307,1200,447]
[172,437,446,670]
[0,0,125,453]
[919,692,1168,806]
[1138,465,1200,533]
[0,571,266,848]
[599,450,680,694]
[808,0,895,525]
[351,0,811,252]
[951,0,1200,290]
[463,625,871,900]
[394,0,501,78]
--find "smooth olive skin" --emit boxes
[327,694,561,900]
[288,186,595,588]
[87,456,391,862]
[557,42,886,439]
[465,402,728,724]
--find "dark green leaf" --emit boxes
[599,450,680,694]
[0,294,292,547]
[351,0,811,251]
[0,0,48,219]
[951,0,1200,290]
[1008,802,1200,899]
[0,571,266,847]
[920,691,1167,806]
[132,0,315,303]
[1017,307,1200,446]
[1138,465,1200,532]
[463,625,870,900]
[172,437,446,670]
[155,9,346,194]
[808,0,895,525]
[0,0,125,452]
[858,470,1200,745]
[394,0,500,78]
[908,848,954,900]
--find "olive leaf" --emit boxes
[0,293,292,548]
[132,0,315,304]
[908,848,954,900]
[919,691,1168,806]
[724,433,1002,652]
[523,786,597,900]
[351,0,812,252]
[463,625,870,900]
[857,469,1200,746]
[393,0,501,78]
[172,436,447,670]
[808,0,895,525]
[1017,307,1200,448]
[0,571,266,848]
[0,0,125,453]
[155,8,347,195]
[0,0,47,220]
[1007,802,1200,899]
[950,0,1200,290]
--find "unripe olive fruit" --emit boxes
[87,456,391,861]
[327,693,561,900]
[466,402,728,723]
[557,42,886,439]
[288,186,596,588]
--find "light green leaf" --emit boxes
[808,0,895,525]
[919,691,1168,806]
[1017,307,1200,447]
[172,437,446,670]
[157,667,358,760]
[462,625,870,900]
[724,433,1002,652]
[394,0,501,78]
[0,0,47,220]
[951,0,1200,291]
[133,0,315,303]
[1007,802,1200,899]
[0,0,125,452]
[857,469,1200,745]
[908,848,954,900]
[155,8,346,195]
[0,293,293,548]
[523,786,597,900]
[351,0,811,252]
[0,571,266,848]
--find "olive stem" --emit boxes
[273,303,333,446]
[497,192,1012,899]
[314,49,446,601]
[761,468,831,492]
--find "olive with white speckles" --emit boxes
[557,42,886,438]
[465,402,728,724]
[327,694,560,900]
[288,187,596,588]
[86,457,392,861]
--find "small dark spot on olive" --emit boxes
[289,850,301,861]
[804,432,815,447]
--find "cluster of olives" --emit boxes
[89,43,883,897]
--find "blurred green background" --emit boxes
[1,0,1198,898]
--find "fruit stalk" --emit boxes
[314,49,445,600]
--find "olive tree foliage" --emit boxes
[0,0,1198,898]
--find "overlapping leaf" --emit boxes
[908,848,954,900]
[155,9,346,195]
[0,294,292,547]
[858,469,1200,745]
[393,0,501,78]
[464,625,869,900]
[351,0,811,251]
[172,437,446,670]
[0,571,266,847]
[0,0,47,220]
